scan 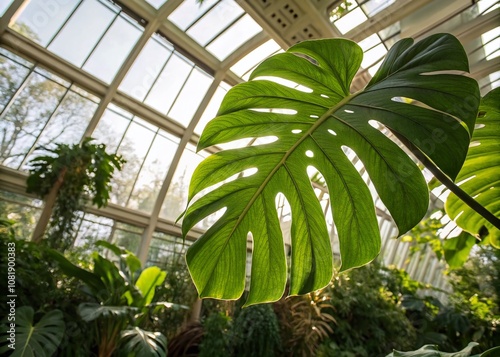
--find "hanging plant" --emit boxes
[26,137,125,250]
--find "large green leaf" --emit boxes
[182,34,479,305]
[0,307,65,357]
[445,87,500,247]
[126,266,167,307]
[118,327,167,357]
[78,303,138,322]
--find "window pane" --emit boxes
[0,190,43,239]
[186,1,244,46]
[194,81,231,135]
[23,88,99,165]
[0,71,67,168]
[0,52,32,112]
[334,7,367,34]
[92,105,132,153]
[160,144,208,221]
[119,35,173,101]
[206,14,262,60]
[110,119,156,205]
[168,68,213,126]
[83,16,143,83]
[361,0,395,17]
[48,0,116,67]
[112,223,143,254]
[144,54,193,114]
[168,0,219,31]
[10,0,81,46]
[127,131,179,212]
[73,213,114,250]
[230,40,281,78]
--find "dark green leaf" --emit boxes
[0,307,65,357]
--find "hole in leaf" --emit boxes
[252,136,278,145]
[478,111,486,118]
[368,120,380,129]
[456,175,475,187]
[475,123,485,129]
[469,141,481,148]
[292,129,302,134]
[243,167,258,177]
[344,109,354,114]
[320,94,330,98]
[305,150,314,158]
[310,114,319,119]
[195,207,227,231]
[328,129,337,136]
[249,108,297,115]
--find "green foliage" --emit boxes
[26,137,125,250]
[199,312,232,357]
[181,33,480,305]
[231,304,282,357]
[321,264,417,356]
[0,237,93,356]
[445,87,500,247]
[118,327,168,357]
[51,242,174,357]
[402,211,480,270]
[0,307,65,357]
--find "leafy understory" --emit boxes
[181,33,481,305]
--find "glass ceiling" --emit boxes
[0,0,498,286]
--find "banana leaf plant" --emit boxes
[180,33,500,306]
[48,242,182,357]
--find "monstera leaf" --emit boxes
[118,327,168,357]
[445,88,500,247]
[0,307,65,357]
[182,34,479,305]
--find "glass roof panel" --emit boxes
[168,68,213,126]
[361,0,396,17]
[334,7,367,34]
[145,0,168,10]
[206,14,262,60]
[82,16,143,83]
[10,0,81,46]
[230,39,282,78]
[195,81,232,135]
[185,1,245,46]
[168,0,219,31]
[0,0,13,16]
[482,26,500,60]
[144,53,193,114]
[47,0,116,67]
[119,34,174,101]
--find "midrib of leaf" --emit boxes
[20,325,35,355]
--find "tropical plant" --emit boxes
[49,241,175,357]
[198,312,232,357]
[0,306,65,357]
[274,287,335,357]
[26,137,125,250]
[445,88,500,247]
[231,303,282,357]
[179,32,500,305]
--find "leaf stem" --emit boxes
[392,131,500,231]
